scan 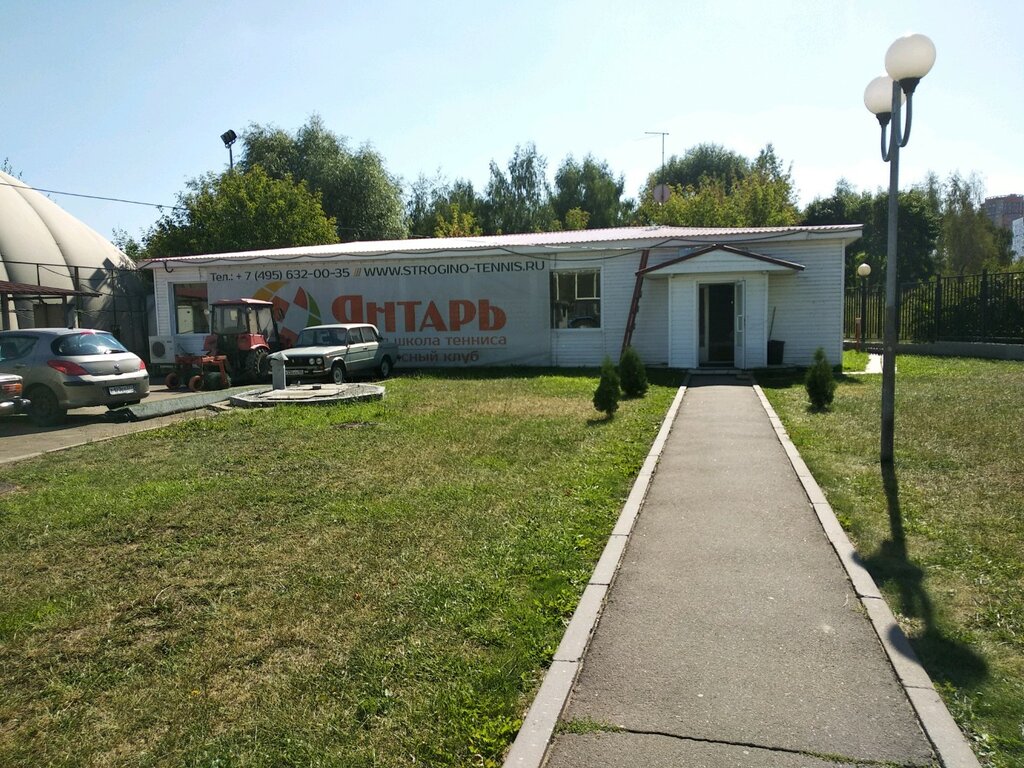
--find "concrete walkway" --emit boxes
[510,376,975,767]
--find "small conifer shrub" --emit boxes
[805,347,837,411]
[593,357,621,417]
[618,346,649,398]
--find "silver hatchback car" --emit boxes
[0,328,150,426]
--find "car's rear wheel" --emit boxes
[378,356,393,379]
[27,385,66,427]
[330,363,346,385]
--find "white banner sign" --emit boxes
[206,256,551,366]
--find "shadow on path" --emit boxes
[859,464,988,690]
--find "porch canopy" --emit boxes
[637,243,805,277]
[0,280,100,330]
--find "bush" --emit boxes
[805,347,837,411]
[593,357,621,417]
[618,346,648,398]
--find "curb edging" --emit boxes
[751,383,981,768]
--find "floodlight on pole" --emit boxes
[221,129,238,172]
[863,33,936,465]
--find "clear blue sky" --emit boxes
[3,0,1022,242]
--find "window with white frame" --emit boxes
[173,283,209,334]
[550,269,601,329]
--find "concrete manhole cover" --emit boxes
[229,383,385,408]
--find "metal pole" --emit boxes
[228,145,234,172]
[880,81,901,465]
[860,278,868,351]
[644,132,669,182]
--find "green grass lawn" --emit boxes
[842,348,870,372]
[759,356,1024,767]
[0,370,680,767]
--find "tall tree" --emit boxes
[241,115,407,242]
[552,155,629,229]
[635,145,798,229]
[729,145,800,227]
[407,174,482,238]
[802,180,940,284]
[434,203,483,238]
[482,143,557,234]
[937,173,1013,274]
[142,166,338,258]
[644,143,750,195]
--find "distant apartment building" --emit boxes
[982,194,1024,229]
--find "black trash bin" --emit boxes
[767,339,785,365]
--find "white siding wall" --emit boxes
[551,250,669,367]
[630,277,669,365]
[668,277,698,367]
[743,274,768,368]
[759,241,845,365]
[666,273,768,368]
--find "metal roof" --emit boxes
[0,280,100,297]
[142,224,863,267]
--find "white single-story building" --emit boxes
[142,225,862,370]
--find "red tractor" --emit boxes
[165,298,288,390]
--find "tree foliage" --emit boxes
[936,173,1013,274]
[407,175,482,238]
[618,346,648,398]
[802,171,1015,284]
[111,228,146,262]
[434,203,482,238]
[143,166,338,258]
[643,143,750,195]
[635,145,798,228]
[241,115,407,242]
[482,143,557,234]
[805,348,837,411]
[552,155,630,229]
[593,357,621,417]
[803,179,940,285]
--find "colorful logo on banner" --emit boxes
[253,281,322,344]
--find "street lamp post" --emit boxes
[863,33,936,465]
[857,262,872,351]
[220,130,238,172]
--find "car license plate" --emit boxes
[108,385,136,396]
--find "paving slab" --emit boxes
[546,732,871,768]
[546,376,936,767]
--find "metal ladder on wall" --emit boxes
[620,249,650,357]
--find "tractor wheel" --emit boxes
[205,371,231,390]
[27,385,66,427]
[188,374,204,392]
[377,356,393,379]
[164,372,180,389]
[244,348,270,383]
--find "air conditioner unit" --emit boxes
[148,335,177,364]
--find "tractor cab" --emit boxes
[206,299,281,354]
[202,298,286,382]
